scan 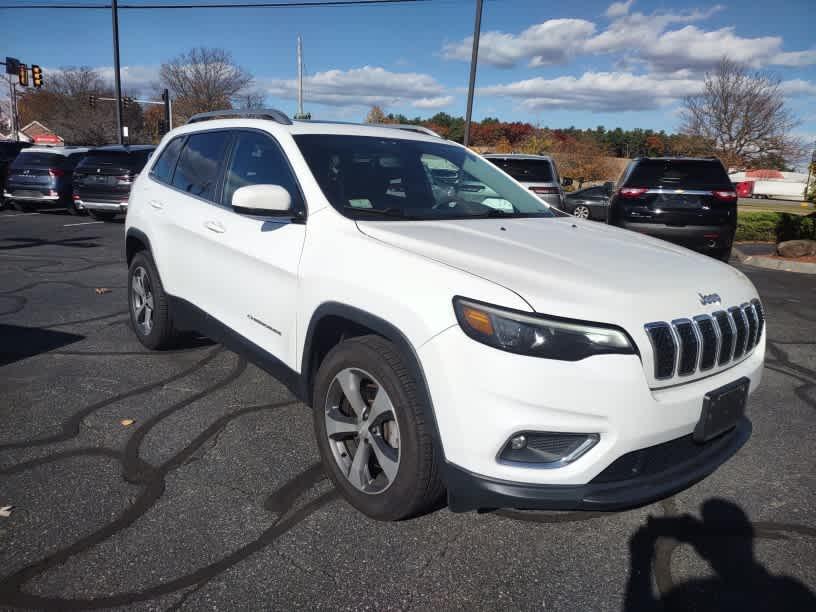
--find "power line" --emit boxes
[0,0,433,8]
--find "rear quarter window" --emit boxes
[626,160,731,190]
[150,138,185,184]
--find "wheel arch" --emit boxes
[125,228,152,265]
[302,302,446,462]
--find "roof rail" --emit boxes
[186,108,292,126]
[369,124,442,138]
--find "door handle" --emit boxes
[204,220,225,234]
[149,200,164,210]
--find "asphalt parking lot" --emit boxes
[1,208,814,611]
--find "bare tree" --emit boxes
[680,58,803,168]
[160,47,253,122]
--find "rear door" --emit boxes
[621,159,736,226]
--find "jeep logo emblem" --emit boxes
[699,292,721,306]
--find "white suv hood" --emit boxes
[357,216,758,340]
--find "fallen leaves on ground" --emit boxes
[0,506,13,518]
[120,419,135,427]
[95,288,111,295]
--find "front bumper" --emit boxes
[446,417,751,511]
[419,324,763,495]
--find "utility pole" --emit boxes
[463,0,483,147]
[805,142,816,204]
[293,35,310,120]
[297,35,304,118]
[111,0,124,144]
[6,77,18,142]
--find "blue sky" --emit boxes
[3,0,815,140]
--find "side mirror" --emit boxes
[561,177,573,187]
[232,184,292,215]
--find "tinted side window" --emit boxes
[489,158,554,183]
[151,137,184,184]
[223,131,302,209]
[172,131,231,201]
[582,187,603,198]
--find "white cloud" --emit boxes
[605,0,634,19]
[95,65,160,93]
[262,65,448,109]
[772,49,816,67]
[441,19,596,68]
[480,71,704,112]
[584,5,724,55]
[412,96,454,109]
[780,79,816,97]
[641,26,784,72]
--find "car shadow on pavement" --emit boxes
[0,236,102,251]
[624,498,816,611]
[0,324,84,366]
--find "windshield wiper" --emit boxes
[343,206,407,218]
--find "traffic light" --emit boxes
[122,96,131,110]
[31,65,43,88]
[89,95,97,109]
[18,63,29,87]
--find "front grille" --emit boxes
[644,299,764,381]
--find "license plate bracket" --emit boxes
[694,377,749,443]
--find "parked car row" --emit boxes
[1,143,155,221]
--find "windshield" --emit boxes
[78,150,153,172]
[486,158,554,183]
[11,152,66,168]
[626,160,731,190]
[294,135,557,220]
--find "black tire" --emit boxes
[12,200,31,212]
[128,251,178,350]
[88,210,118,221]
[312,335,444,520]
[67,200,83,215]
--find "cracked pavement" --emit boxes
[1,208,814,611]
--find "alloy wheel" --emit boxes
[324,367,401,494]
[573,205,590,219]
[131,266,155,336]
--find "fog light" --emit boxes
[510,435,527,450]
[499,432,599,466]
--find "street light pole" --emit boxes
[804,142,815,204]
[463,0,483,148]
[111,0,124,145]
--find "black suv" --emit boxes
[73,145,155,221]
[0,141,32,210]
[607,157,737,261]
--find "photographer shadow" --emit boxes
[625,498,816,611]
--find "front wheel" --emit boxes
[573,205,591,219]
[312,335,444,520]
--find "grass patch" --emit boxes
[737,211,816,243]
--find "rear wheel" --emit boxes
[573,205,591,219]
[128,251,178,349]
[313,335,444,520]
[88,210,118,221]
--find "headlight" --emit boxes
[453,297,635,361]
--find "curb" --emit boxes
[732,245,816,275]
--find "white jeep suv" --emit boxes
[125,109,764,520]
